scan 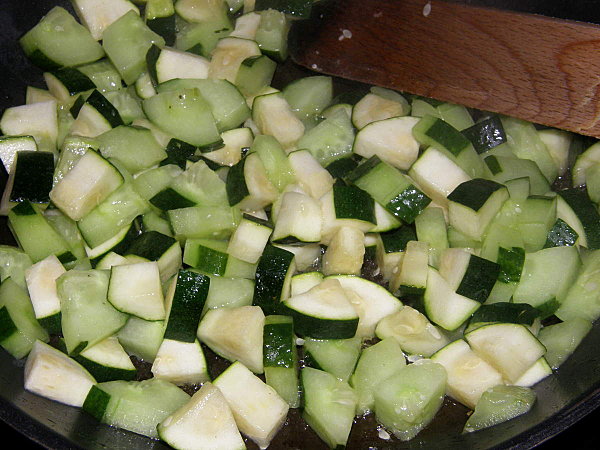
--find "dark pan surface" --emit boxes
[0,1,599,449]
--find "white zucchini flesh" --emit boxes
[353,116,420,171]
[322,227,364,276]
[538,129,571,176]
[25,255,66,320]
[284,279,358,322]
[214,361,289,449]
[424,267,480,331]
[375,306,449,357]
[24,340,96,407]
[431,339,504,409]
[327,275,402,339]
[513,358,552,387]
[226,216,272,264]
[158,382,246,450]
[79,335,136,372]
[288,149,334,200]
[352,91,410,130]
[408,147,471,206]
[290,272,324,296]
[391,240,429,293]
[209,37,261,83]
[239,152,279,211]
[572,140,600,186]
[69,103,113,138]
[273,243,321,273]
[71,0,139,40]
[49,150,123,221]
[26,86,56,105]
[230,12,262,39]
[197,305,265,374]
[203,127,254,167]
[252,92,305,150]
[0,135,38,174]
[438,247,472,290]
[465,323,547,383]
[108,261,166,321]
[155,48,210,83]
[273,191,322,243]
[0,100,58,152]
[151,339,209,385]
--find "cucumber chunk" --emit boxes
[75,335,136,382]
[102,11,165,85]
[151,338,209,385]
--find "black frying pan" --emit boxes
[0,1,599,448]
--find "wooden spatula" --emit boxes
[289,0,600,138]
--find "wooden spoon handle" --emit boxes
[291,0,600,137]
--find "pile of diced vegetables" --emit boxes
[1,0,600,448]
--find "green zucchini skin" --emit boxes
[380,226,417,253]
[164,270,210,343]
[558,188,600,250]
[124,231,177,261]
[281,303,359,339]
[50,67,96,95]
[333,184,375,223]
[544,218,579,248]
[468,302,540,328]
[497,247,525,283]
[83,385,111,421]
[263,316,296,369]
[150,188,197,211]
[160,139,197,169]
[455,255,500,303]
[226,157,249,206]
[253,244,295,315]
[414,115,471,156]
[85,90,124,128]
[447,178,505,212]
[10,151,54,205]
[461,115,507,154]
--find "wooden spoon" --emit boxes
[289,0,600,138]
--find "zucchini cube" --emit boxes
[516,195,557,251]
[8,151,54,206]
[408,147,471,205]
[374,361,447,441]
[348,156,430,223]
[439,248,500,303]
[447,178,509,240]
[413,114,471,156]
